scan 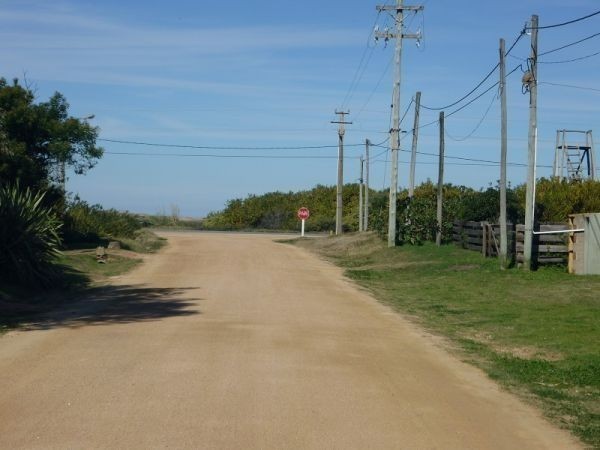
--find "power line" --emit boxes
[103,151,362,160]
[445,87,497,142]
[419,32,524,111]
[539,31,600,56]
[406,149,553,168]
[370,137,552,168]
[445,64,521,120]
[372,158,553,168]
[353,54,394,121]
[98,138,365,150]
[540,50,600,64]
[539,81,600,93]
[369,147,389,162]
[527,10,600,30]
[399,97,415,126]
[341,11,382,109]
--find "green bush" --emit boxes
[0,184,62,286]
[63,197,142,244]
[515,178,600,222]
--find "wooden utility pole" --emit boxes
[375,0,424,247]
[332,111,352,235]
[523,15,539,270]
[436,111,445,246]
[359,156,364,232]
[499,38,509,269]
[408,91,421,198]
[364,139,370,231]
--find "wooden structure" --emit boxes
[453,221,569,265]
[569,213,600,275]
[516,224,568,265]
[452,221,510,257]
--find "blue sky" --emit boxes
[2,0,599,216]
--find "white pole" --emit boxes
[301,219,305,237]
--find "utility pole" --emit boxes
[332,111,352,235]
[523,15,538,270]
[499,38,509,269]
[376,0,424,247]
[436,111,445,247]
[359,156,364,232]
[408,91,421,198]
[364,139,370,231]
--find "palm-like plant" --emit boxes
[0,184,62,286]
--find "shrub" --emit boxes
[63,198,142,244]
[515,178,600,223]
[0,184,62,286]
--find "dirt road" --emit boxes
[0,232,579,449]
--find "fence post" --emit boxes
[481,222,487,257]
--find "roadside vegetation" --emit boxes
[293,233,599,447]
[203,179,600,240]
[0,77,165,330]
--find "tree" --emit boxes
[0,78,103,192]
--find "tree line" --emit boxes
[203,178,600,244]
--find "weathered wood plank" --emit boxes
[516,244,568,253]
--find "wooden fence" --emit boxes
[452,221,569,265]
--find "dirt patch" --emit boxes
[465,332,564,361]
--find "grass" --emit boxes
[294,232,600,448]
[118,229,167,253]
[56,251,142,282]
[0,232,160,334]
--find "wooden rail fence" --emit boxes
[452,221,569,265]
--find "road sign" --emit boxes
[297,207,310,220]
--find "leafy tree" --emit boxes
[0,78,103,192]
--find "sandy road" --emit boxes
[0,232,579,449]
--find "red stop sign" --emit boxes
[297,207,310,220]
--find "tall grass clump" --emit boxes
[0,184,62,286]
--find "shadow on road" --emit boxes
[11,285,201,331]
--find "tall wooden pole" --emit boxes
[436,111,445,246]
[409,91,421,198]
[499,38,508,269]
[332,111,352,235]
[387,0,404,247]
[364,139,370,231]
[523,15,538,270]
[375,0,423,247]
[359,156,364,232]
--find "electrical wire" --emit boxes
[371,159,553,168]
[420,64,499,111]
[419,32,524,111]
[340,11,382,109]
[539,31,600,56]
[98,138,365,150]
[445,87,498,142]
[527,10,600,30]
[539,81,600,93]
[445,64,521,119]
[103,151,362,160]
[540,50,600,64]
[353,54,394,122]
[399,98,415,126]
[400,148,551,168]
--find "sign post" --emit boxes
[297,207,310,237]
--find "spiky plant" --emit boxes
[0,184,62,286]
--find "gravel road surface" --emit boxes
[0,232,579,449]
